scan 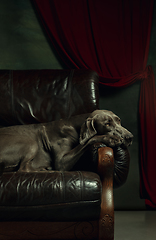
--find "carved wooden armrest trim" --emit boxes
[97,147,114,240]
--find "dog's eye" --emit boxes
[106,123,110,127]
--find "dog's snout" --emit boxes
[126,133,133,140]
[116,128,122,135]
[125,133,133,146]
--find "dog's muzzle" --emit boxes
[124,133,133,147]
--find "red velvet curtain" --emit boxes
[33,0,156,208]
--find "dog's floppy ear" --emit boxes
[79,116,97,145]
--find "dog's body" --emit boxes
[0,110,133,173]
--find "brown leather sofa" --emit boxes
[0,69,130,240]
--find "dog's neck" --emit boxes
[40,113,91,148]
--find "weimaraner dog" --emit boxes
[0,110,133,173]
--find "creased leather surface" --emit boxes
[113,146,130,188]
[0,171,101,221]
[0,171,101,206]
[79,144,130,189]
[0,69,99,126]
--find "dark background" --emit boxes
[0,0,156,210]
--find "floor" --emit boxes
[114,211,156,240]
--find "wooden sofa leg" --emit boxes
[97,147,114,240]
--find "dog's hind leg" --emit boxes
[18,142,39,172]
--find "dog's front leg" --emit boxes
[55,143,91,171]
[89,134,122,148]
[55,134,116,171]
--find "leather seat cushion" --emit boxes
[0,171,101,221]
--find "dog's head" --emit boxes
[80,110,133,147]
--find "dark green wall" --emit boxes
[0,0,64,69]
[0,0,156,209]
[99,83,143,209]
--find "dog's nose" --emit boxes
[125,133,133,146]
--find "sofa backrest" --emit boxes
[0,69,99,126]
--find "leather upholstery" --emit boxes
[0,171,101,221]
[0,69,99,126]
[113,146,130,188]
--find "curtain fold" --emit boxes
[32,0,156,208]
[139,66,156,208]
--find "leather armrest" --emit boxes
[91,143,130,188]
[113,146,130,188]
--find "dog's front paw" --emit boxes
[93,135,122,147]
[88,135,122,147]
